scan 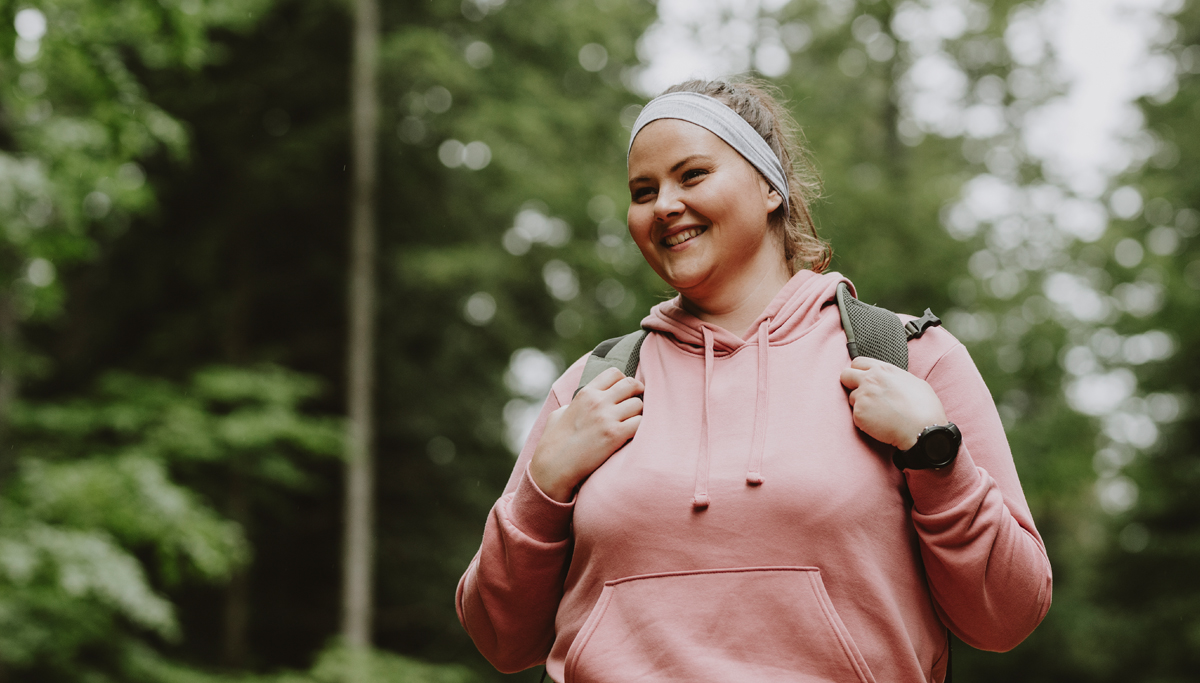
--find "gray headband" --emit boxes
[628,91,790,215]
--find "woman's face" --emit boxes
[627,119,784,300]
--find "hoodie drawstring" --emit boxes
[692,319,772,509]
[745,319,771,486]
[692,326,715,509]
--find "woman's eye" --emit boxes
[632,187,656,201]
[682,169,708,182]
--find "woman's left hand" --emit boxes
[839,356,948,451]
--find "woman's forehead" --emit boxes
[628,119,740,170]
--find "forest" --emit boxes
[1,0,1198,680]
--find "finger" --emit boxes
[604,375,645,401]
[613,395,644,421]
[588,367,629,392]
[839,366,864,389]
[617,414,642,440]
[846,388,858,407]
[850,355,885,370]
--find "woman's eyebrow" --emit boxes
[670,154,710,173]
[629,155,713,185]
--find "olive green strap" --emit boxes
[574,330,648,397]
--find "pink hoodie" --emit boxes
[457,270,1052,683]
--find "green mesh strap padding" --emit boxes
[835,282,909,370]
[574,330,648,397]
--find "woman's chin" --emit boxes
[653,251,712,287]
[657,267,711,295]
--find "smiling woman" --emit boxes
[627,118,787,330]
[625,84,805,335]
[457,79,1052,683]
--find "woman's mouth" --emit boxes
[662,227,706,247]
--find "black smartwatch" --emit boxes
[893,423,961,471]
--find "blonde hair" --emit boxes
[661,78,830,274]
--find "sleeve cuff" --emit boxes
[507,466,575,543]
[905,443,984,515]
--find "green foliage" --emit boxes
[1066,1,1200,679]
[2,0,1196,680]
[0,0,269,323]
[0,364,340,680]
[304,645,477,683]
[127,642,478,683]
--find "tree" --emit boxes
[34,0,1200,680]
[342,0,381,654]
[30,0,659,677]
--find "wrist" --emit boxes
[900,410,948,450]
[529,457,576,503]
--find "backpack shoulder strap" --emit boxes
[834,282,950,675]
[573,285,939,394]
[574,329,648,397]
[835,282,941,370]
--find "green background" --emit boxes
[1,0,1198,680]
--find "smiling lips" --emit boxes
[662,226,707,247]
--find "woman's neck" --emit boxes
[679,256,792,339]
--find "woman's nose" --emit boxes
[654,185,684,221]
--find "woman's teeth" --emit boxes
[663,227,705,247]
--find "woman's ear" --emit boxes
[765,186,784,214]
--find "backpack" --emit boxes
[575,282,942,394]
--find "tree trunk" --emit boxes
[341,0,380,654]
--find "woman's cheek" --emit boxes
[627,212,654,252]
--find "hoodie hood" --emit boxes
[641,269,853,352]
[638,270,855,509]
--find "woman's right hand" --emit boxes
[529,368,644,503]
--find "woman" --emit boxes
[457,79,1051,683]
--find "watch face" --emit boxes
[924,430,958,467]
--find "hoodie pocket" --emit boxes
[563,566,876,683]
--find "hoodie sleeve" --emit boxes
[905,339,1052,652]
[455,357,587,673]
